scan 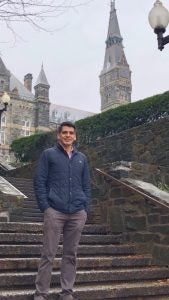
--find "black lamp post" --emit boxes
[0,92,10,146]
[148,0,169,51]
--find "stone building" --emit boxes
[0,58,94,162]
[100,1,132,112]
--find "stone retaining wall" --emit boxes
[93,170,169,266]
[0,177,25,221]
[0,193,24,221]
[81,117,169,184]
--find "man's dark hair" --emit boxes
[58,121,76,133]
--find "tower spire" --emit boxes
[106,0,122,47]
[35,64,49,87]
[111,0,115,12]
[34,64,50,130]
[99,1,132,112]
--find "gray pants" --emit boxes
[34,208,87,300]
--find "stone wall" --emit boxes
[93,170,169,266]
[0,193,24,222]
[80,117,169,184]
[0,177,25,221]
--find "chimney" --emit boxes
[24,73,33,92]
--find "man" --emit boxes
[34,121,91,300]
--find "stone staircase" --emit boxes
[0,223,169,300]
[4,177,44,222]
[1,177,169,298]
[1,222,169,299]
[4,177,101,224]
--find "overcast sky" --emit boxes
[0,0,169,113]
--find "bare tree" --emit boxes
[0,0,93,32]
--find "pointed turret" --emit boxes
[34,64,50,100]
[0,57,10,92]
[100,1,132,112]
[35,64,49,87]
[34,64,50,130]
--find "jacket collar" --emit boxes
[55,143,78,155]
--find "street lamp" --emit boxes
[0,92,10,146]
[148,0,169,50]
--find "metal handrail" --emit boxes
[95,168,169,211]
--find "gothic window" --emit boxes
[64,111,71,121]
[21,118,30,137]
[106,56,111,70]
[0,80,5,90]
[103,88,108,104]
[119,54,127,66]
[0,129,5,145]
[52,110,57,122]
[1,114,6,127]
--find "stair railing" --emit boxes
[95,168,169,211]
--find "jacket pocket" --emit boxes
[48,188,65,209]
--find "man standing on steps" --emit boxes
[34,121,91,300]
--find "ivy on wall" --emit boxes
[76,91,169,145]
[10,91,169,162]
[10,131,56,162]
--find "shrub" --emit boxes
[76,91,169,144]
[10,131,55,162]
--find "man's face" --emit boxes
[57,126,76,147]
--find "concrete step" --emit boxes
[22,201,39,208]
[0,233,122,245]
[1,281,169,299]
[0,255,152,271]
[21,216,102,225]
[22,203,39,210]
[0,244,136,258]
[0,223,109,234]
[22,216,43,223]
[21,212,101,224]
[1,267,169,288]
[22,217,43,223]
[21,210,42,215]
[5,177,33,186]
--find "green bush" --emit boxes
[10,131,55,162]
[76,91,169,144]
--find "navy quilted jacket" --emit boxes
[34,144,91,213]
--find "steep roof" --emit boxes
[50,103,95,124]
[0,57,10,76]
[101,0,125,75]
[107,1,122,40]
[10,73,35,101]
[35,64,49,86]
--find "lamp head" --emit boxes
[148,0,169,30]
[1,92,10,105]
